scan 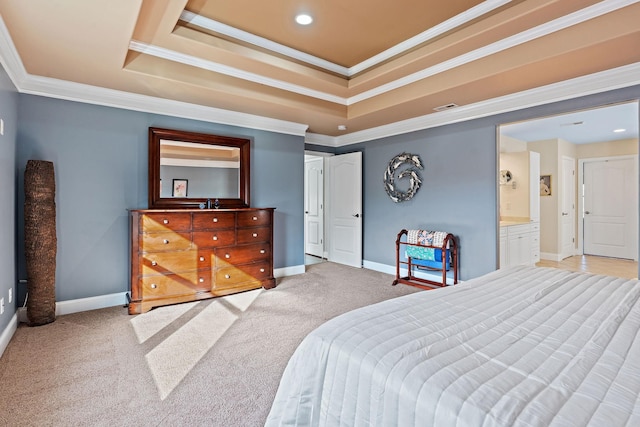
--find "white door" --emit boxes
[327,152,362,267]
[560,156,576,259]
[583,157,637,259]
[304,156,324,257]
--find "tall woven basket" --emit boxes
[24,160,57,326]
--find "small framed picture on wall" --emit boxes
[540,175,551,196]
[172,179,188,197]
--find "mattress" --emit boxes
[265,266,640,427]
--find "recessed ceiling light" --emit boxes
[295,14,313,25]
[338,125,347,131]
[614,128,627,133]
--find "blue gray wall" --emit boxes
[0,63,18,331]
[159,166,239,198]
[9,81,640,307]
[338,122,497,279]
[16,95,304,303]
[338,85,640,280]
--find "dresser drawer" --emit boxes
[237,226,271,244]
[140,232,192,252]
[192,212,235,230]
[237,210,271,227]
[215,243,271,266]
[140,213,191,232]
[192,230,236,248]
[142,250,211,276]
[141,272,211,298]
[214,262,271,288]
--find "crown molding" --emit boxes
[2,10,639,146]
[139,0,639,107]
[20,73,309,136]
[129,40,347,105]
[0,17,308,137]
[182,0,510,77]
[349,0,639,104]
[333,61,640,147]
[304,133,338,147]
[180,10,350,76]
[351,0,511,75]
[0,16,27,88]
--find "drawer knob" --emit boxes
[151,261,157,266]
[163,239,169,244]
[213,218,218,223]
[260,249,266,254]
[225,254,230,259]
[252,233,258,238]
[151,283,157,289]
[213,235,218,241]
[163,219,169,224]
[199,256,205,262]
[199,277,204,283]
[252,216,258,221]
[260,268,265,273]
[225,274,231,279]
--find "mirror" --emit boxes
[148,127,250,209]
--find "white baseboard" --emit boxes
[0,313,18,359]
[14,266,304,322]
[363,260,459,285]
[275,264,305,277]
[541,252,564,262]
[55,292,129,317]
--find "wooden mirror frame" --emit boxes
[148,127,250,209]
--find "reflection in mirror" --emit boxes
[160,141,240,199]
[148,127,250,209]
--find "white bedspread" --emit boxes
[265,266,640,427]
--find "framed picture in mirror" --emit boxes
[172,179,188,197]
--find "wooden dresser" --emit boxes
[129,208,275,314]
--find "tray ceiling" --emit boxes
[1,0,639,138]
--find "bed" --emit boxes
[265,266,640,426]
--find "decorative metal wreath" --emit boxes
[383,152,424,203]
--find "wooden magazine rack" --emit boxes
[392,229,458,289]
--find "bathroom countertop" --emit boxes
[500,219,530,227]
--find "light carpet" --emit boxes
[0,262,419,426]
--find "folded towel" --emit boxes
[406,246,436,261]
[407,230,449,248]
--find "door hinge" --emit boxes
[572,238,575,243]
[321,239,323,244]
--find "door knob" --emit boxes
[305,211,309,214]
[562,212,568,216]
[352,213,360,218]
[585,211,591,214]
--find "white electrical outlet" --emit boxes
[8,288,12,303]
[0,297,4,315]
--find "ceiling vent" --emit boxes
[433,103,459,112]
